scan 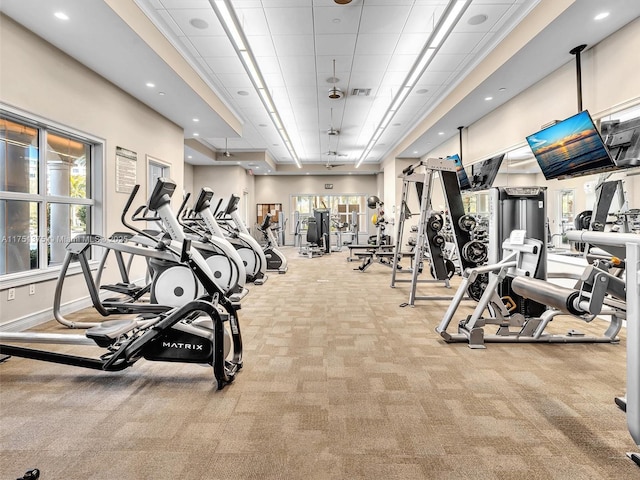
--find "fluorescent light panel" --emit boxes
[211,0,301,168]
[355,0,470,168]
[213,0,245,50]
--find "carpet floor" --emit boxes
[0,246,637,479]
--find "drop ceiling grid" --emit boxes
[153,0,538,165]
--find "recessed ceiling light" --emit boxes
[193,118,199,122]
[594,12,610,21]
[438,132,444,135]
[468,14,488,26]
[193,133,199,137]
[54,12,69,20]
[416,89,429,95]
[392,123,401,127]
[413,150,418,154]
[259,123,268,127]
[237,90,249,96]
[158,92,165,96]
[498,87,506,92]
[332,18,341,24]
[146,82,155,88]
[189,18,209,29]
[485,96,493,101]
[187,155,192,159]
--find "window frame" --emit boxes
[0,104,104,289]
[290,193,369,235]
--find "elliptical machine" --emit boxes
[257,212,288,273]
[0,178,242,389]
[176,189,249,302]
[215,195,268,285]
[52,183,238,328]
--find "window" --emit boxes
[291,194,367,233]
[0,109,102,283]
[148,156,169,192]
[556,189,575,246]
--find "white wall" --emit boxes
[183,163,194,198]
[0,16,185,326]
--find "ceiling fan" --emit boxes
[325,150,347,169]
[221,138,232,158]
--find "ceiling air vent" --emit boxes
[351,88,371,96]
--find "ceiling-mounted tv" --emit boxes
[526,110,616,181]
[470,153,504,191]
[448,154,471,191]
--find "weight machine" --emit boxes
[390,158,484,305]
[436,230,623,348]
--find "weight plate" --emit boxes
[461,240,488,265]
[458,214,477,232]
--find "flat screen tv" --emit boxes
[526,110,616,180]
[448,154,471,190]
[470,154,504,191]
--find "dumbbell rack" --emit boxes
[391,158,461,306]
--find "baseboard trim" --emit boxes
[0,277,146,332]
[0,295,96,332]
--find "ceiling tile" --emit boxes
[355,34,400,55]
[425,53,468,72]
[347,70,386,89]
[456,4,512,33]
[359,5,412,34]
[164,8,225,36]
[387,54,417,72]
[438,31,490,55]
[159,0,212,8]
[395,33,431,55]
[234,7,270,35]
[313,6,362,35]
[254,56,282,75]
[247,35,277,57]
[188,35,236,57]
[203,56,245,74]
[272,35,315,56]
[351,54,391,72]
[403,5,440,33]
[264,7,313,35]
[316,55,354,75]
[315,34,358,57]
[261,72,287,87]
[279,55,316,75]
[261,0,312,7]
[216,72,255,89]
[415,70,453,87]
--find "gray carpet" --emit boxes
[0,246,637,479]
